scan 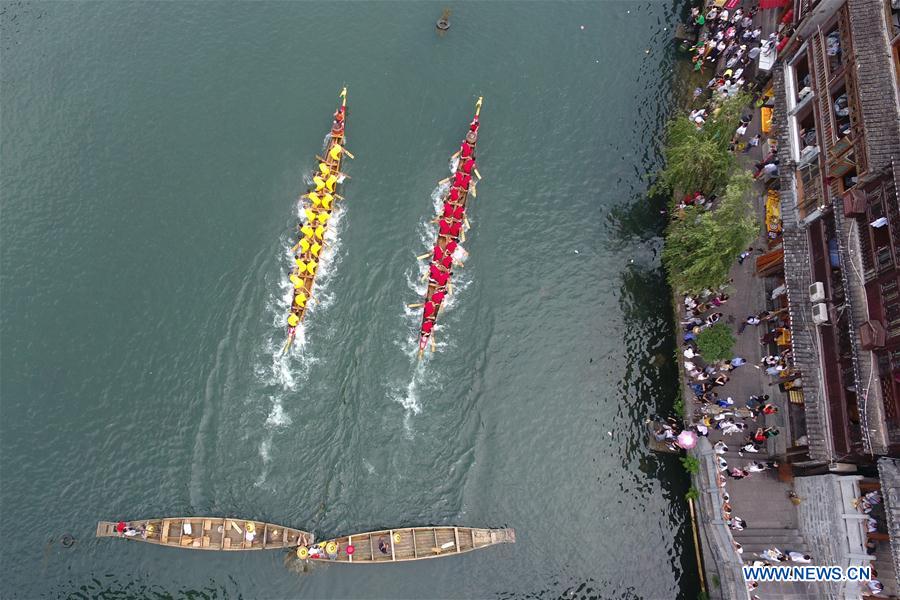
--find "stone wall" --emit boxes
[691,438,746,599]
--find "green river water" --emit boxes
[1,2,699,598]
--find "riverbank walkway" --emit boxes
[680,3,835,599]
[687,123,827,600]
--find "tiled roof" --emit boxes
[773,67,833,463]
[847,0,900,172]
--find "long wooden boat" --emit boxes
[96,517,314,551]
[298,526,513,563]
[283,87,352,353]
[415,97,483,357]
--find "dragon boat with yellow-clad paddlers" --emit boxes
[411,97,483,358]
[96,517,313,551]
[284,87,354,353]
[294,525,514,563]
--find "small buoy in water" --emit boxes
[61,534,75,548]
[580,25,585,30]
[645,49,651,54]
[436,8,451,32]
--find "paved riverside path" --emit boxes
[680,9,830,592]
[683,144,831,598]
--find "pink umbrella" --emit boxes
[676,430,698,449]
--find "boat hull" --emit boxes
[302,526,514,563]
[284,88,349,351]
[416,98,481,357]
[96,518,313,551]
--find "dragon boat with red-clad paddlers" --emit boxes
[411,97,483,358]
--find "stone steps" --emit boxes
[733,528,809,555]
[716,449,770,460]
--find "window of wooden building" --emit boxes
[824,23,844,76]
[830,83,852,140]
[791,51,813,105]
[798,160,823,217]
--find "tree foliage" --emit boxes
[656,117,734,197]
[703,92,752,148]
[696,323,736,362]
[662,171,757,294]
[654,93,751,197]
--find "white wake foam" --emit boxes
[253,140,349,485]
[389,181,476,431]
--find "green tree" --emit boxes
[696,323,736,362]
[703,92,752,148]
[656,116,734,197]
[685,487,700,501]
[654,93,751,197]
[662,171,757,294]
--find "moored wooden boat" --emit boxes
[96,517,314,551]
[283,87,352,353]
[298,526,514,563]
[414,97,482,358]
